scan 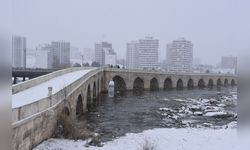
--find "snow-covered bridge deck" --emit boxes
[12,68,95,108]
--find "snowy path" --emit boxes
[33,128,238,150]
[12,68,95,108]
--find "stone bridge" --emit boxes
[104,68,237,91]
[12,67,237,150]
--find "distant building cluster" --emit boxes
[215,57,237,74]
[35,41,70,69]
[12,34,237,74]
[193,56,238,74]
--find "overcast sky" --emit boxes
[13,0,250,65]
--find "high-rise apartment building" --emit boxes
[221,56,237,69]
[35,44,51,68]
[94,42,113,66]
[167,38,193,72]
[138,37,159,70]
[104,48,117,66]
[83,48,95,62]
[12,35,26,68]
[126,41,139,69]
[48,41,70,69]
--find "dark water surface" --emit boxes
[79,87,237,143]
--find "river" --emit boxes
[77,86,237,144]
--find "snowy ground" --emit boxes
[34,128,238,150]
[12,68,95,108]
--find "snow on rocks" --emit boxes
[159,107,177,113]
[223,121,237,129]
[204,111,236,118]
[193,111,203,116]
[173,98,187,102]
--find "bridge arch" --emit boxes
[224,78,229,86]
[198,79,205,88]
[176,79,184,89]
[87,84,91,111]
[187,79,194,89]
[97,79,100,94]
[93,82,97,104]
[76,94,83,116]
[150,77,159,91]
[164,78,172,90]
[62,106,70,116]
[101,77,104,91]
[217,78,222,87]
[112,76,126,92]
[231,79,236,86]
[208,79,214,87]
[133,77,144,91]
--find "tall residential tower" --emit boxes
[138,37,159,70]
[12,35,26,68]
[48,41,70,69]
[167,38,193,72]
[126,41,139,69]
[95,42,116,66]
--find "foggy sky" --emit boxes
[13,0,250,65]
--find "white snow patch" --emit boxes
[162,98,169,101]
[159,107,176,112]
[34,128,238,150]
[12,68,95,108]
[173,98,187,102]
[204,111,233,117]
[194,111,203,116]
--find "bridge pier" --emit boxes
[13,77,17,84]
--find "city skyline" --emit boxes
[11,35,239,67]
[12,0,249,66]
[12,35,239,70]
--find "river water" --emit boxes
[77,86,237,145]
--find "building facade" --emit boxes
[126,41,139,69]
[94,42,113,66]
[35,44,51,68]
[12,35,26,68]
[104,48,117,66]
[138,37,159,70]
[83,48,95,62]
[48,41,70,69]
[167,38,193,72]
[221,56,237,69]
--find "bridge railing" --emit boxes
[12,67,103,125]
[12,67,58,72]
[12,67,94,94]
[104,67,237,77]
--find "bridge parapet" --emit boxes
[103,68,237,91]
[104,67,237,77]
[12,67,103,124]
[12,67,93,94]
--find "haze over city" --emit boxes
[13,0,250,65]
[4,0,250,150]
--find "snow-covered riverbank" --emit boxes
[34,128,238,150]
